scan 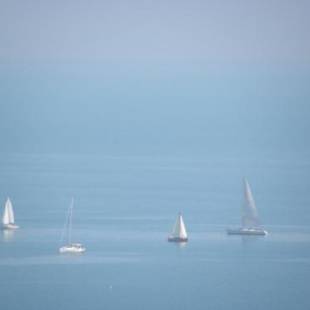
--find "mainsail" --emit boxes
[242,179,260,228]
[171,214,188,239]
[2,198,14,225]
[7,199,15,224]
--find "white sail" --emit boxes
[2,198,19,229]
[2,200,10,225]
[6,198,15,224]
[227,179,267,235]
[171,214,188,239]
[242,179,260,228]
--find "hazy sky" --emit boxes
[1,0,309,66]
[0,0,309,155]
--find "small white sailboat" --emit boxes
[227,179,268,236]
[59,198,86,254]
[2,198,19,230]
[168,213,188,242]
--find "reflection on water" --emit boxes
[241,235,265,247]
[177,241,187,249]
[167,239,188,249]
[2,229,15,242]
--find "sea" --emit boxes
[0,152,309,310]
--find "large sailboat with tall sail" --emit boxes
[59,198,86,253]
[2,198,19,230]
[168,213,188,242]
[227,179,267,236]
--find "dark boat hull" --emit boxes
[227,228,267,236]
[2,224,19,230]
[168,237,188,242]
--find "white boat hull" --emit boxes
[59,244,86,254]
[227,228,268,236]
[2,224,19,230]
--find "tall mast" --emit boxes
[68,198,74,244]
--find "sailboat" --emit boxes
[227,179,268,236]
[2,198,19,230]
[59,198,86,254]
[168,213,188,242]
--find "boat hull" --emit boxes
[59,245,86,254]
[2,224,19,230]
[227,228,267,236]
[168,236,188,242]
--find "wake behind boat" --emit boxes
[227,179,267,236]
[59,198,86,254]
[2,198,19,230]
[168,213,188,242]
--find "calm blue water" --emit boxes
[0,153,310,310]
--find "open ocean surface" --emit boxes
[0,152,310,310]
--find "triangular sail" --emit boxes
[242,179,260,228]
[2,200,10,225]
[7,198,15,224]
[171,214,188,239]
